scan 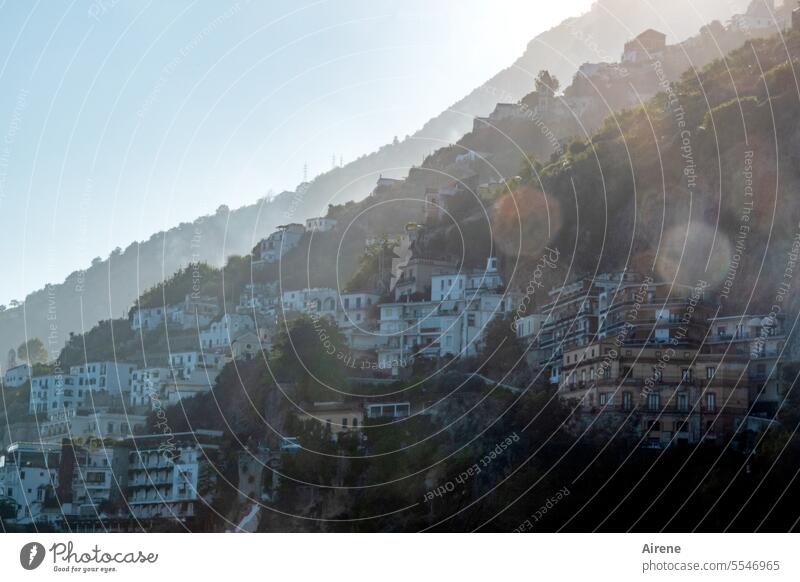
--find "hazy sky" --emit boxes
[0,0,594,306]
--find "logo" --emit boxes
[20,542,46,570]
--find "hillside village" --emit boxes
[3,1,800,532]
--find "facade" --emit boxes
[169,295,220,330]
[255,223,306,264]
[558,341,750,448]
[305,217,338,232]
[199,314,255,350]
[69,362,136,395]
[297,401,364,439]
[130,306,167,331]
[38,410,146,442]
[708,314,787,410]
[130,367,172,408]
[125,430,222,520]
[394,257,457,301]
[3,363,31,389]
[430,257,502,301]
[0,442,61,522]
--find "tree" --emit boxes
[17,338,48,365]
[535,70,560,98]
[271,316,348,403]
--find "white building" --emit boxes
[377,291,519,375]
[515,313,546,340]
[169,295,220,330]
[69,361,136,394]
[255,223,306,264]
[199,313,256,350]
[3,364,31,389]
[38,409,146,442]
[431,257,502,301]
[30,374,86,415]
[130,367,172,408]
[125,430,222,520]
[336,292,380,328]
[0,442,61,522]
[130,306,167,331]
[305,217,338,232]
[169,351,225,380]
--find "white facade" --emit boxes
[3,364,31,389]
[169,295,220,330]
[199,314,255,350]
[38,409,146,442]
[515,314,546,339]
[130,367,172,408]
[305,217,338,232]
[256,223,306,263]
[377,291,519,374]
[69,361,136,394]
[431,258,502,301]
[30,374,87,415]
[0,442,61,522]
[125,431,222,520]
[130,306,167,331]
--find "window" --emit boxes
[706,392,717,412]
[622,392,632,411]
[342,418,348,428]
[599,393,611,406]
[677,393,688,412]
[647,393,660,411]
[706,366,716,380]
[352,418,358,428]
[682,368,692,382]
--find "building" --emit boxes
[199,314,255,350]
[255,223,306,264]
[336,291,381,328]
[394,257,457,301]
[558,341,750,448]
[377,291,519,374]
[514,314,546,340]
[125,430,223,520]
[38,409,146,442]
[130,306,168,331]
[130,367,172,408]
[169,295,220,330]
[0,442,61,523]
[365,402,411,419]
[731,0,786,32]
[305,216,338,232]
[69,362,136,395]
[168,351,225,380]
[30,374,86,415]
[708,314,787,411]
[430,257,502,301]
[621,29,667,63]
[3,364,31,389]
[296,401,364,440]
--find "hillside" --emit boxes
[0,0,750,362]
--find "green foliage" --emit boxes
[479,315,524,379]
[271,315,348,403]
[131,263,220,314]
[346,238,398,293]
[17,338,47,365]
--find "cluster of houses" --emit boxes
[514,272,791,449]
[0,430,225,527]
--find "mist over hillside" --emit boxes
[0,0,749,362]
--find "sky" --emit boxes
[0,0,595,306]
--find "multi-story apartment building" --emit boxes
[169,294,220,330]
[394,256,457,301]
[377,291,519,374]
[430,257,503,301]
[707,314,787,411]
[558,341,750,448]
[0,442,61,523]
[38,409,146,443]
[130,306,167,331]
[125,430,223,520]
[69,361,136,394]
[130,367,172,408]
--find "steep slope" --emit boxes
[0,0,751,360]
